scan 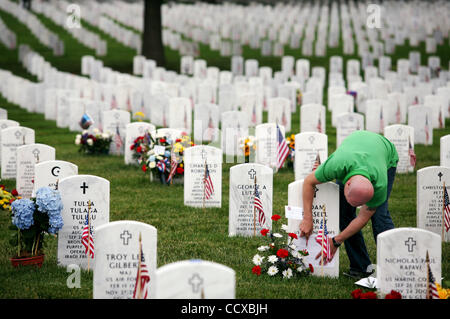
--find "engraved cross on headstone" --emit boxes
[201,149,207,160]
[80,182,88,194]
[188,273,204,293]
[438,172,443,182]
[308,135,315,144]
[313,186,319,198]
[120,230,132,246]
[248,169,256,179]
[32,148,40,162]
[404,237,416,253]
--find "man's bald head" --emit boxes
[344,175,374,207]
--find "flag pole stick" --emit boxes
[321,204,326,277]
[253,175,257,237]
[203,159,207,212]
[442,182,446,241]
[137,232,142,299]
[87,200,91,273]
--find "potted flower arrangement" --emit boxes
[75,129,112,155]
[9,187,64,267]
[0,185,20,212]
[131,132,194,185]
[251,214,312,279]
[239,136,257,163]
[285,134,295,169]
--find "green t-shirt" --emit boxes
[314,130,399,208]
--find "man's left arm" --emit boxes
[316,205,377,264]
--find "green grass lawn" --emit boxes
[0,5,448,299]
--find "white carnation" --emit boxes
[252,254,264,266]
[281,224,288,231]
[87,138,93,146]
[267,266,279,276]
[273,233,283,238]
[282,268,293,279]
[268,255,278,263]
[257,246,269,252]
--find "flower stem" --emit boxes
[17,229,20,257]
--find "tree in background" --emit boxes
[142,0,165,67]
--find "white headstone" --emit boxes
[16,143,55,198]
[103,110,131,155]
[1,126,35,179]
[193,103,219,143]
[300,104,326,134]
[377,228,441,299]
[294,132,328,181]
[417,166,450,242]
[221,111,249,156]
[287,180,340,277]
[57,175,110,269]
[255,123,285,170]
[229,163,273,237]
[336,113,364,147]
[169,97,192,134]
[184,145,222,208]
[155,260,235,299]
[384,125,415,174]
[267,97,291,132]
[93,221,157,299]
[33,160,78,196]
[408,105,433,145]
[440,135,450,168]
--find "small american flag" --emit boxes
[443,186,450,233]
[156,159,168,173]
[312,153,321,171]
[439,109,443,129]
[133,243,150,299]
[408,137,416,168]
[81,213,94,258]
[425,114,430,144]
[166,149,178,183]
[114,126,123,152]
[426,252,439,299]
[316,113,322,133]
[315,219,331,263]
[276,125,289,170]
[254,184,266,227]
[203,162,214,200]
[251,105,257,124]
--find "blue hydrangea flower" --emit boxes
[11,199,35,230]
[35,187,63,214]
[48,214,64,234]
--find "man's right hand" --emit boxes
[299,218,313,240]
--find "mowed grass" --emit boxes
[0,5,448,299]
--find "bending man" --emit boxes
[300,130,399,278]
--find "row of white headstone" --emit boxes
[31,1,108,56]
[0,0,64,55]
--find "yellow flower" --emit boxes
[436,283,449,299]
[180,163,183,168]
[2,204,7,210]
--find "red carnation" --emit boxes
[351,289,362,299]
[11,189,18,196]
[141,164,147,172]
[136,146,142,153]
[130,144,135,150]
[260,228,270,236]
[308,263,314,273]
[160,138,166,143]
[176,167,184,174]
[276,249,289,259]
[385,290,402,299]
[271,214,281,221]
[252,265,261,276]
[0,185,4,190]
[176,139,182,143]
[360,291,378,299]
[288,233,298,239]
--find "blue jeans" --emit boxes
[337,166,396,273]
